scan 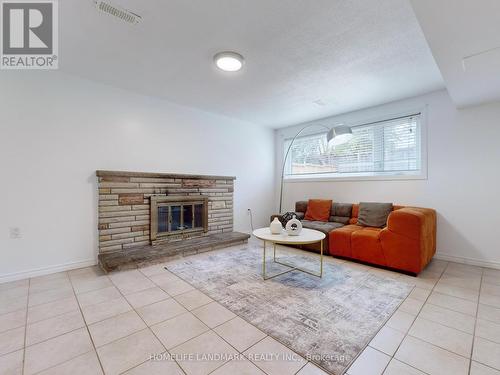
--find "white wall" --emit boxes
[0,71,275,282]
[276,90,500,268]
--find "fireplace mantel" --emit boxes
[96,170,236,181]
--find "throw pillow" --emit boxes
[334,203,353,218]
[304,199,332,222]
[329,203,353,224]
[357,202,393,228]
[295,201,308,213]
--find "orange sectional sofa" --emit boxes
[273,201,436,275]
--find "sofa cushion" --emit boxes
[334,203,353,218]
[328,225,362,258]
[304,199,332,222]
[302,220,343,235]
[357,202,393,228]
[330,216,350,224]
[352,204,359,218]
[295,201,308,213]
[351,228,386,265]
[329,203,353,224]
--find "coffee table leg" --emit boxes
[262,240,266,278]
[320,239,323,277]
[262,239,326,280]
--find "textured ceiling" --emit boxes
[410,0,500,108]
[59,0,444,127]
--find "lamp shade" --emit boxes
[327,125,353,146]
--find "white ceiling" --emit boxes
[410,0,500,109]
[60,0,444,127]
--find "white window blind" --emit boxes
[284,113,421,178]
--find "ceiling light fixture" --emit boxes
[214,51,244,72]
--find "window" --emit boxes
[284,113,423,179]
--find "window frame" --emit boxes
[281,108,428,182]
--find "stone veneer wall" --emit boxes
[96,171,235,253]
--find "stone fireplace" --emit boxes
[96,170,249,272]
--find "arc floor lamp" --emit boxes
[278,124,353,213]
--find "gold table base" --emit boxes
[261,239,323,280]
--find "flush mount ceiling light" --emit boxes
[214,51,244,72]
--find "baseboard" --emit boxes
[0,258,98,284]
[434,252,500,270]
[2,252,497,284]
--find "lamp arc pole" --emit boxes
[279,124,331,214]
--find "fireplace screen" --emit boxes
[150,196,208,242]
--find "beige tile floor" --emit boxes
[0,243,500,375]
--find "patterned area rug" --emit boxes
[166,243,413,374]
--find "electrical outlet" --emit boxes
[9,227,21,239]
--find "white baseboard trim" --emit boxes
[0,258,98,284]
[2,252,498,284]
[434,252,500,270]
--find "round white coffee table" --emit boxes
[252,227,326,280]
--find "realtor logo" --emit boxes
[1,0,58,69]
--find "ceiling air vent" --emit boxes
[94,1,142,24]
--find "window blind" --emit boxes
[284,113,421,177]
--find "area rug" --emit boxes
[166,244,413,374]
